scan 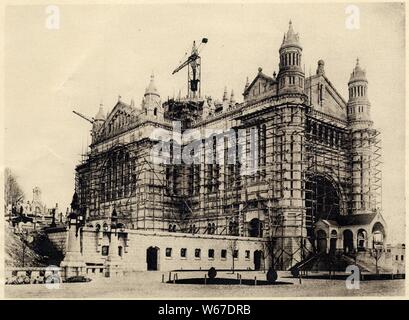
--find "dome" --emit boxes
[280,20,301,50]
[142,74,161,111]
[349,58,367,83]
[145,73,160,97]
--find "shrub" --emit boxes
[266,267,278,283]
[208,267,217,279]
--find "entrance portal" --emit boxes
[146,247,159,271]
[305,175,341,237]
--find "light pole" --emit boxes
[373,245,383,275]
[105,208,122,277]
[60,208,86,279]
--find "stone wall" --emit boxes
[48,227,267,273]
[47,228,67,255]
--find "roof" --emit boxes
[145,73,160,97]
[349,58,367,83]
[319,213,377,228]
[243,69,276,95]
[280,20,301,50]
[336,213,377,226]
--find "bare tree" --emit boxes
[4,168,24,212]
[228,239,238,273]
[263,235,276,269]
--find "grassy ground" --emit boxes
[4,270,405,299]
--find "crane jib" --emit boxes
[172,54,200,75]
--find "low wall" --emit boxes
[47,227,267,272]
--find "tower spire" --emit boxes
[244,77,249,91]
[223,86,228,102]
[347,58,374,215]
[230,90,235,104]
[281,19,300,49]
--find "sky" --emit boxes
[4,2,406,243]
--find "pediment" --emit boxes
[100,101,139,136]
[306,75,347,120]
[244,72,277,101]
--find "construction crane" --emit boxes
[172,38,208,99]
[72,110,94,124]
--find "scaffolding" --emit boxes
[231,96,382,269]
[76,136,194,233]
[75,89,382,270]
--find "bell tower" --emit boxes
[347,59,375,214]
[277,21,305,95]
[347,58,371,123]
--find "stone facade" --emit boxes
[69,21,386,271]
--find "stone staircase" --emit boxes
[289,251,374,273]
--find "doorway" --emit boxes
[343,230,354,254]
[329,230,338,255]
[254,250,262,270]
[146,247,159,271]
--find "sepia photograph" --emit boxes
[2,1,406,300]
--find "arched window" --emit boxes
[153,108,157,116]
[249,218,263,237]
[372,222,385,248]
[330,230,337,254]
[357,229,367,251]
[343,229,354,254]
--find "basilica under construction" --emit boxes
[49,21,389,275]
